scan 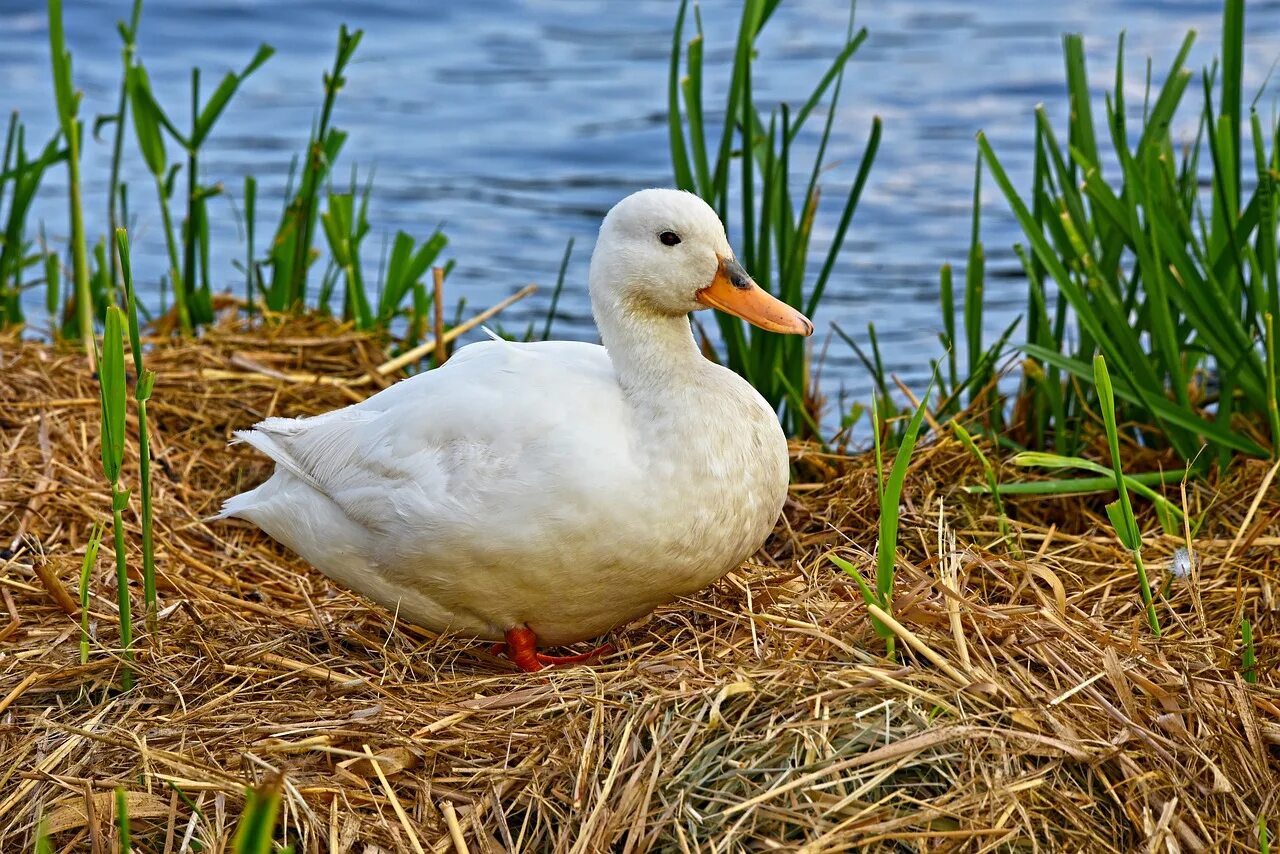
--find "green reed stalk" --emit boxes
[1241,618,1257,684]
[34,816,53,854]
[106,0,143,291]
[938,263,957,407]
[321,171,373,328]
[115,787,132,852]
[116,230,156,630]
[951,421,1013,550]
[1266,313,1279,460]
[831,376,935,659]
[231,779,284,854]
[183,68,201,322]
[963,151,987,413]
[968,468,1186,497]
[126,40,271,332]
[1,117,63,326]
[375,227,447,337]
[1011,451,1184,534]
[269,27,359,312]
[542,238,574,341]
[41,228,59,328]
[182,44,274,325]
[1,115,22,323]
[1095,355,1160,637]
[98,306,134,686]
[47,0,94,362]
[79,521,105,665]
[244,175,257,316]
[962,0,1276,464]
[127,64,190,334]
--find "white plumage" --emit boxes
[216,189,811,656]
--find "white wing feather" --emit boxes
[221,338,629,539]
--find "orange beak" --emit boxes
[695,256,813,336]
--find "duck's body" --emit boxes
[217,189,812,667]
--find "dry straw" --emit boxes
[1,318,1277,851]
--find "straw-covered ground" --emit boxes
[1,318,1277,852]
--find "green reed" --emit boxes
[41,227,59,325]
[126,30,272,333]
[541,238,574,341]
[1096,355,1161,636]
[668,0,880,437]
[94,778,286,854]
[47,0,94,359]
[232,780,286,854]
[960,0,1278,465]
[116,229,157,629]
[181,45,274,324]
[97,304,135,687]
[313,166,449,334]
[104,0,142,292]
[950,421,1014,550]
[8,8,452,354]
[79,521,105,664]
[830,375,934,658]
[266,25,361,313]
[33,816,52,854]
[1241,618,1257,684]
[0,113,63,326]
[241,175,258,315]
[320,171,373,327]
[378,226,448,334]
[115,787,132,851]
[127,62,188,333]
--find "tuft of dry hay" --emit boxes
[1,318,1277,852]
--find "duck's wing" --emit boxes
[223,339,629,537]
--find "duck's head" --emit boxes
[589,189,813,336]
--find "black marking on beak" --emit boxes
[724,257,753,290]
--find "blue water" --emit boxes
[3,0,1279,410]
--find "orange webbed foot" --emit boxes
[489,626,613,672]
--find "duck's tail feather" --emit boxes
[231,420,326,493]
[208,416,325,524]
[206,483,262,523]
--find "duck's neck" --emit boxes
[592,291,708,404]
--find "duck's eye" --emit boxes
[659,231,682,247]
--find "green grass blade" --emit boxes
[1063,34,1099,171]
[966,468,1186,496]
[681,13,711,197]
[1012,451,1184,530]
[115,788,131,853]
[1220,0,1244,206]
[952,421,1013,548]
[542,237,573,341]
[48,0,94,358]
[232,779,284,854]
[829,554,893,641]
[192,43,274,146]
[1241,618,1257,684]
[667,0,695,193]
[806,116,880,317]
[79,521,104,665]
[99,309,127,484]
[1021,344,1266,456]
[878,374,935,605]
[1095,355,1160,636]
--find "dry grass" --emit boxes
[1,317,1277,852]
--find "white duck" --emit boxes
[216,189,812,671]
